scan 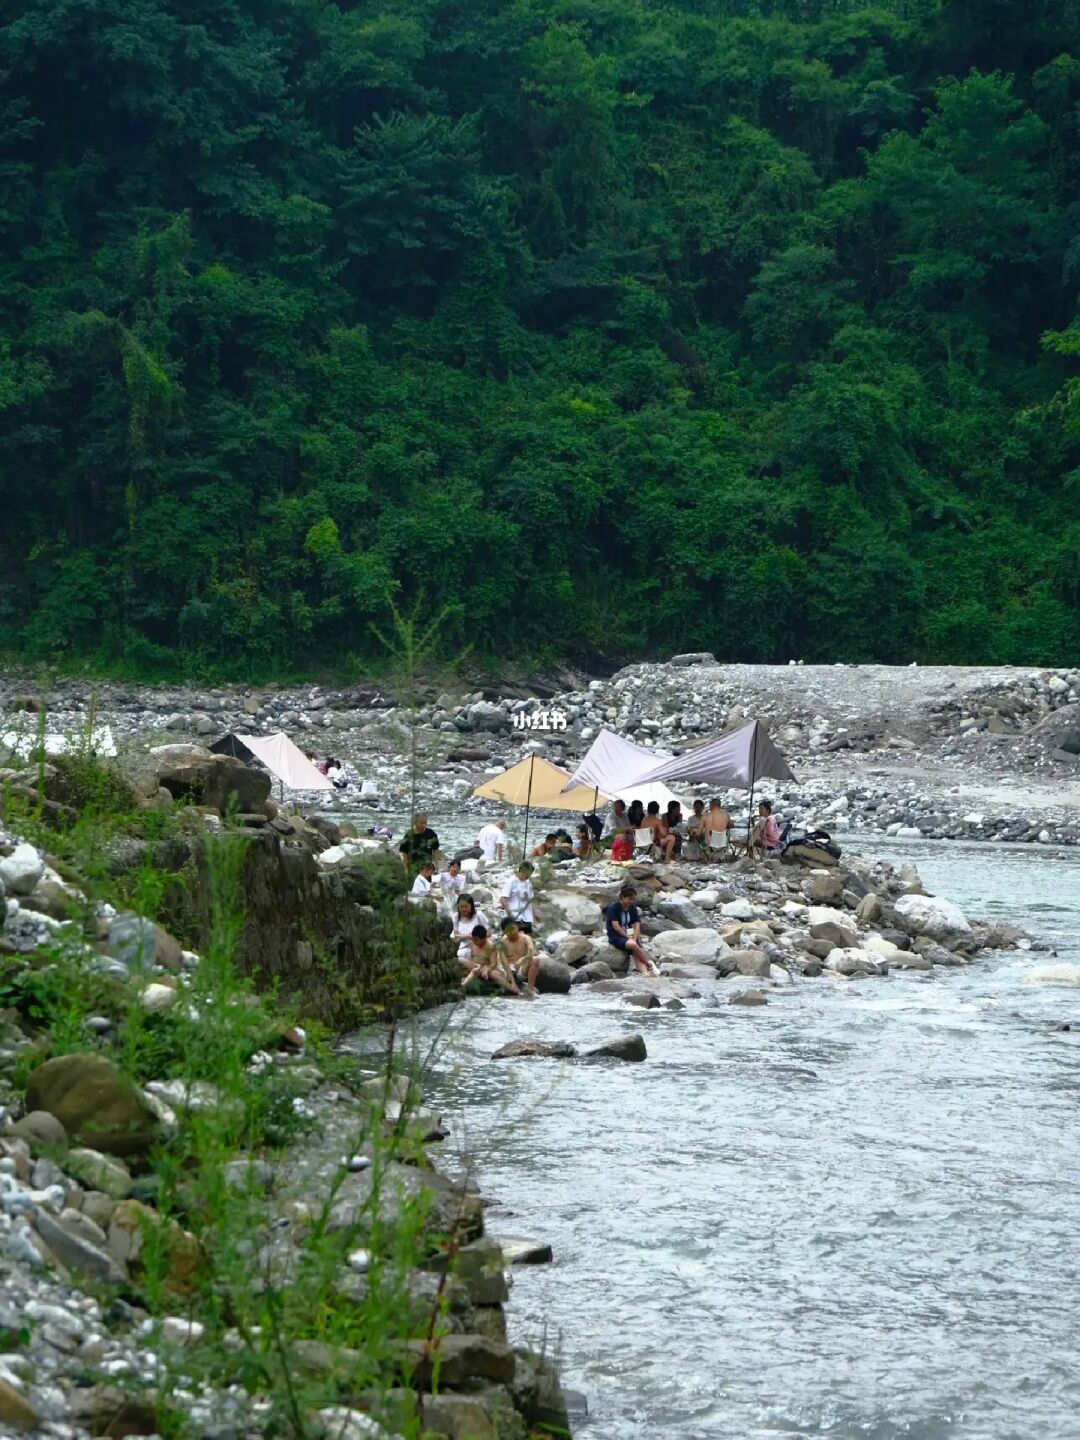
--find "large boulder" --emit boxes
[584,1033,647,1062]
[25,1054,159,1156]
[570,960,616,985]
[155,747,271,813]
[555,935,593,967]
[809,919,858,949]
[533,955,572,994]
[546,892,603,935]
[892,893,972,947]
[108,913,183,972]
[466,701,509,733]
[825,947,887,977]
[731,949,771,978]
[652,929,728,965]
[657,897,711,929]
[0,842,44,896]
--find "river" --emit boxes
[373,835,1080,1439]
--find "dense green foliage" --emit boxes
[1,0,1079,675]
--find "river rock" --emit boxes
[659,962,718,979]
[155,747,271,812]
[729,991,768,1006]
[491,1038,576,1060]
[657,897,711,928]
[25,1054,158,1156]
[64,1148,133,1199]
[856,893,885,924]
[583,1033,647,1061]
[0,842,44,896]
[570,960,615,984]
[108,913,183,972]
[892,893,972,947]
[533,955,572,994]
[409,1333,516,1387]
[547,892,603,934]
[732,950,771,978]
[622,991,661,1009]
[826,947,887,977]
[6,1109,68,1155]
[803,872,843,905]
[35,1207,128,1285]
[809,919,858,949]
[0,1378,40,1433]
[555,935,593,966]
[719,898,754,920]
[652,929,728,964]
[496,1235,553,1266]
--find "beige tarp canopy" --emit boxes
[227,732,333,790]
[473,755,604,812]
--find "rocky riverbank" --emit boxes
[402,838,1029,1009]
[3,660,1079,846]
[0,806,572,1439]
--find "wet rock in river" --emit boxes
[583,1033,647,1062]
[491,1038,576,1060]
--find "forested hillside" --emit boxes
[1,0,1079,677]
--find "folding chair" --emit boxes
[633,827,658,859]
[706,828,732,861]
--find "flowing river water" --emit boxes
[362,834,1080,1440]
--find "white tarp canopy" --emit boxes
[1,725,117,758]
[234,732,333,790]
[561,728,672,796]
[636,719,795,790]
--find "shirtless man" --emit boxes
[460,924,521,995]
[642,801,677,861]
[499,917,540,996]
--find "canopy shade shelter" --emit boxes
[560,729,672,797]
[635,719,795,790]
[473,755,603,812]
[474,754,612,855]
[211,732,333,791]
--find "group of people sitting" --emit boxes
[600,795,781,862]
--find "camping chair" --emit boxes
[705,828,733,862]
[633,827,659,860]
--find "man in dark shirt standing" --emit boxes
[399,813,441,875]
[604,884,659,976]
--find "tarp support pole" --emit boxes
[747,723,758,858]
[522,754,535,858]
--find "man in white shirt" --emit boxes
[477,819,507,864]
[604,799,630,836]
[410,861,436,899]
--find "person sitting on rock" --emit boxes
[452,894,489,963]
[530,832,559,858]
[499,916,539,997]
[574,823,594,861]
[410,860,436,899]
[611,829,635,862]
[642,801,676,861]
[605,884,659,976]
[461,924,521,995]
[627,799,645,829]
[439,857,466,900]
[665,801,685,854]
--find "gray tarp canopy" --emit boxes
[560,728,671,795]
[635,719,795,790]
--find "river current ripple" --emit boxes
[391,838,1080,1440]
